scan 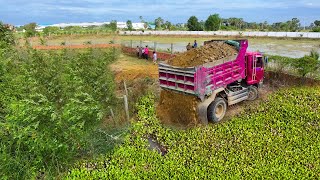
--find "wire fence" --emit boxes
[120,31,320,39]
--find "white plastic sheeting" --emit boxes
[119,31,320,38]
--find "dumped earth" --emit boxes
[156,90,200,126]
[157,41,238,126]
[166,41,238,67]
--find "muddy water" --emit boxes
[123,39,320,58]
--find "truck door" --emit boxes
[246,55,264,85]
[255,56,264,83]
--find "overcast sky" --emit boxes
[1,0,319,25]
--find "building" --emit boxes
[35,22,146,31]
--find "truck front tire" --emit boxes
[247,86,258,101]
[208,97,227,123]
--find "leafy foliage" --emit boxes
[155,17,164,30]
[268,53,320,78]
[43,26,60,36]
[0,48,118,179]
[0,22,15,48]
[66,88,320,179]
[187,16,203,31]
[268,55,293,72]
[205,14,221,31]
[109,20,117,32]
[126,20,133,31]
[292,55,319,77]
[23,22,38,37]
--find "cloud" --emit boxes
[0,0,319,24]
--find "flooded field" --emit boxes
[123,39,320,58]
[35,35,320,58]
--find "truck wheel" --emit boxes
[247,86,258,101]
[208,97,227,123]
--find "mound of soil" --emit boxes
[156,90,200,126]
[166,41,238,67]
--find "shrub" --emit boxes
[292,54,319,77]
[0,48,117,179]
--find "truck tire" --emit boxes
[207,97,227,123]
[247,86,258,101]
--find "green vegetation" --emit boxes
[66,88,320,179]
[22,22,38,37]
[268,50,320,78]
[205,14,221,31]
[0,39,120,178]
[126,20,133,31]
[0,22,15,47]
[187,16,203,31]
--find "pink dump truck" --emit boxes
[158,40,265,124]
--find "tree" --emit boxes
[290,18,300,32]
[0,22,15,47]
[126,20,133,31]
[43,26,60,36]
[139,16,144,23]
[110,20,117,32]
[314,20,320,27]
[155,17,164,30]
[204,14,221,31]
[292,53,319,77]
[163,21,172,30]
[187,16,202,31]
[23,22,37,37]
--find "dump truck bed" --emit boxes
[159,40,248,101]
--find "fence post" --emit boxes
[123,95,130,121]
[171,43,173,54]
[123,81,128,97]
[130,40,133,48]
[154,41,157,51]
[109,107,115,124]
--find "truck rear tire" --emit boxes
[247,86,258,101]
[208,97,227,123]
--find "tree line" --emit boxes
[12,15,320,38]
[185,14,320,32]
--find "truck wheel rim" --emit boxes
[248,91,254,99]
[215,104,224,118]
[248,90,256,100]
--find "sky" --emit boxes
[1,0,320,26]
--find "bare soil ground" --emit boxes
[110,54,159,82]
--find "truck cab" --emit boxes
[245,52,265,87]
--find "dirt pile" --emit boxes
[156,90,200,126]
[167,41,238,67]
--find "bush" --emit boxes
[0,22,15,48]
[268,55,293,72]
[0,48,117,179]
[292,54,319,77]
[312,27,320,32]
